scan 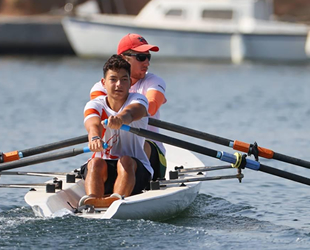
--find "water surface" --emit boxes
[0,56,310,249]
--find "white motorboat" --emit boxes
[24,144,205,220]
[62,0,310,63]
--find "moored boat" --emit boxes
[62,0,310,63]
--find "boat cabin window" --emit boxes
[202,10,233,20]
[165,8,184,19]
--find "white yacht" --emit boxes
[62,0,310,63]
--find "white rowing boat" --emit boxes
[4,119,308,220]
[24,144,204,221]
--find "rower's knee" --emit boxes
[88,158,107,175]
[118,156,136,173]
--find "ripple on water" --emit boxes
[0,194,310,249]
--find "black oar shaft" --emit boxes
[20,135,88,157]
[273,152,310,169]
[128,126,219,158]
[149,118,310,170]
[0,148,88,172]
[149,118,232,146]
[0,135,89,164]
[0,184,46,188]
[259,164,310,186]
[122,125,310,187]
[0,171,69,177]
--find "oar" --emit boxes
[0,184,48,188]
[148,118,310,169]
[0,171,73,178]
[119,123,310,187]
[0,147,91,172]
[0,135,88,163]
[175,165,233,173]
[159,174,244,185]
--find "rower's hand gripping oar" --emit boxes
[0,143,108,172]
[115,121,310,187]
[148,118,310,170]
[0,135,88,164]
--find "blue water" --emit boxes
[1,56,310,249]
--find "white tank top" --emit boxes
[90,72,167,154]
[84,93,153,177]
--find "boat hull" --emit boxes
[24,144,204,220]
[62,17,233,60]
[62,16,310,63]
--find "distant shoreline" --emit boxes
[0,0,310,24]
[0,15,74,55]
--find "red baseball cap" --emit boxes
[117,33,159,55]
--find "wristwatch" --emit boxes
[91,136,101,141]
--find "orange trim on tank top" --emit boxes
[90,90,106,100]
[84,108,100,118]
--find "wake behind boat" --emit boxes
[24,144,205,220]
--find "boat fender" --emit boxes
[0,152,3,163]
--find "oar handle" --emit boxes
[103,119,130,131]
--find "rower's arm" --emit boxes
[106,103,147,130]
[146,90,165,116]
[85,116,104,152]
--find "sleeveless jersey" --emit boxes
[90,72,167,154]
[84,93,153,177]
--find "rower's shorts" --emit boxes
[80,158,151,195]
[146,140,167,181]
